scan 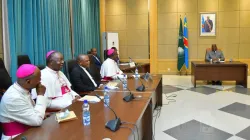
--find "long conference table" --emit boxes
[119,63,150,73]
[15,74,162,140]
[95,74,162,109]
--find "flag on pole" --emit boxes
[177,17,185,71]
[202,16,205,32]
[183,16,189,69]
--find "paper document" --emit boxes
[78,95,104,102]
[106,81,119,89]
[119,63,130,65]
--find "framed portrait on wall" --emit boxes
[200,13,216,36]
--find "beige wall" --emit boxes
[0,0,3,59]
[105,0,149,60]
[157,0,250,74]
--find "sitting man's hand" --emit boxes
[44,112,52,120]
[212,58,216,61]
[212,58,219,61]
[72,95,81,102]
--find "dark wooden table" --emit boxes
[95,74,162,109]
[191,61,248,88]
[15,92,153,140]
[15,73,161,140]
[119,63,150,73]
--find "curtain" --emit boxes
[7,0,72,81]
[72,0,100,58]
[2,0,11,74]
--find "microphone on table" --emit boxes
[140,72,148,80]
[128,57,141,68]
[95,94,121,132]
[128,57,133,62]
[128,56,136,65]
[117,76,135,102]
[130,70,145,92]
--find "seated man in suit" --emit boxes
[70,54,100,92]
[90,48,102,69]
[206,44,225,62]
[206,44,225,85]
[100,49,123,80]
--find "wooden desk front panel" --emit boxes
[191,61,248,88]
[195,66,246,81]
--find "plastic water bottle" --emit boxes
[135,68,139,79]
[82,100,90,126]
[123,74,127,89]
[104,86,110,107]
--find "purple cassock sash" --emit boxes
[2,121,30,136]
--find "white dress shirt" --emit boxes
[100,58,123,79]
[31,67,79,109]
[0,83,47,140]
[80,66,97,87]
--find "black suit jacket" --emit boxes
[93,55,102,69]
[70,65,100,92]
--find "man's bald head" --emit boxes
[77,54,90,68]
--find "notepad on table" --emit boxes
[106,81,119,89]
[78,95,103,103]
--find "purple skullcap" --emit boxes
[107,49,114,56]
[46,50,56,59]
[16,64,37,78]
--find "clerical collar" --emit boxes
[46,66,59,74]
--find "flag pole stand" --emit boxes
[179,65,185,76]
[185,66,188,75]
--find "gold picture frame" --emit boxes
[200,12,216,36]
